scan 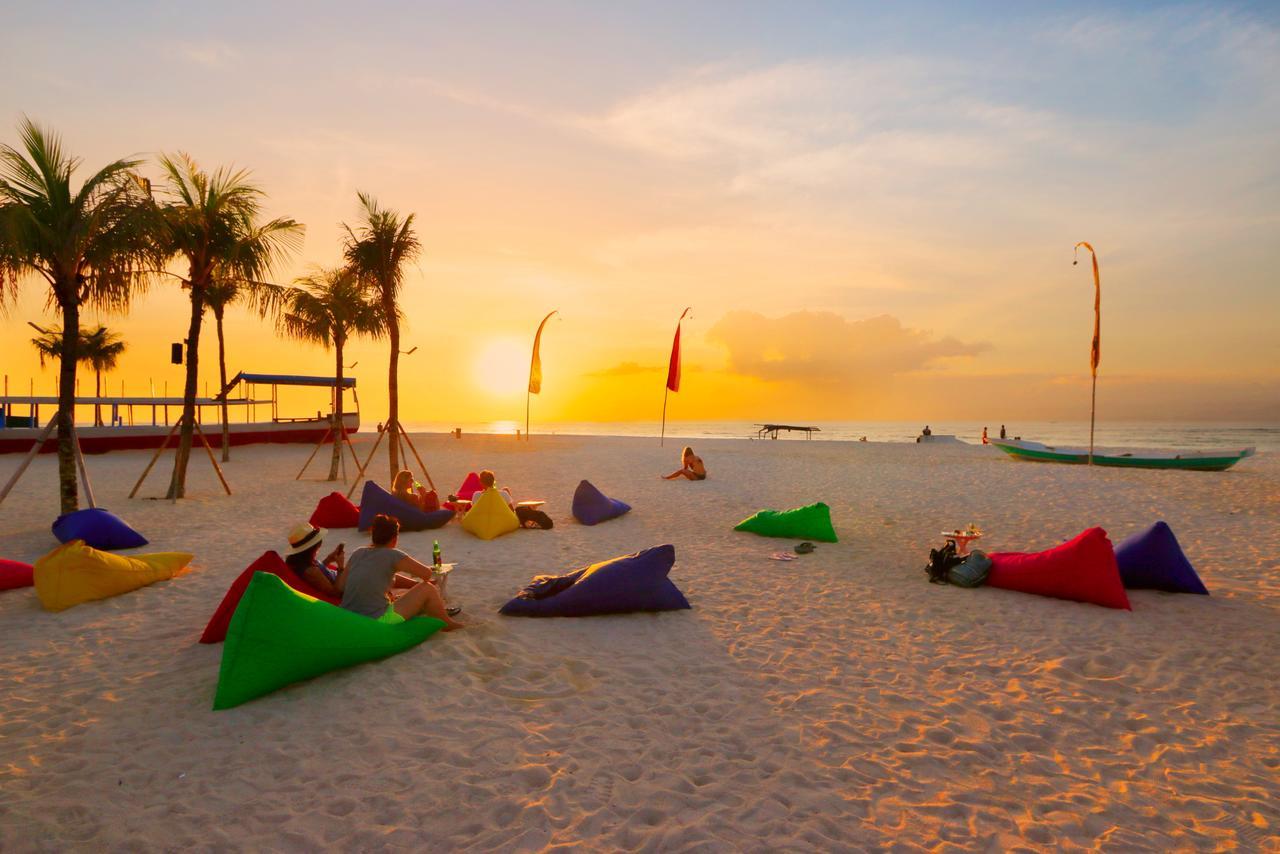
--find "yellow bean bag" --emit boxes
[460,488,520,540]
[34,539,192,611]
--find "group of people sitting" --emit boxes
[283,515,466,631]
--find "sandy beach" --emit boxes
[1,433,1277,850]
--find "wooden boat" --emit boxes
[990,439,1255,471]
[0,372,359,455]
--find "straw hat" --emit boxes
[285,523,326,556]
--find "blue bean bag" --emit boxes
[572,480,631,526]
[51,508,148,551]
[499,544,691,617]
[357,481,453,532]
[1114,521,1208,594]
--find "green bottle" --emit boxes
[432,540,442,568]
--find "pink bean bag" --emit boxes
[988,527,1131,610]
[0,558,35,591]
[444,472,483,512]
[309,492,361,529]
[200,551,341,644]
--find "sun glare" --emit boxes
[473,339,528,396]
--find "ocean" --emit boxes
[400,420,1280,454]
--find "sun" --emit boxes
[473,338,528,396]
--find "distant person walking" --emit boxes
[981,427,989,444]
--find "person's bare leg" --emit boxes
[663,469,694,480]
[393,580,464,630]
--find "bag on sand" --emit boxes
[925,540,964,584]
[516,507,554,530]
[947,550,991,588]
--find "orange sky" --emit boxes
[2,4,1277,425]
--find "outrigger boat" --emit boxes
[990,438,1255,472]
[0,372,359,455]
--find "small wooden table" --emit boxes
[942,531,982,555]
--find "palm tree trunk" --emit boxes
[215,307,230,462]
[386,303,400,481]
[168,282,204,499]
[56,298,80,514]
[94,369,103,427]
[329,338,344,481]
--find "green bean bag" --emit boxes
[213,572,444,710]
[734,502,838,542]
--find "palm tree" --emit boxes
[342,193,420,480]
[0,119,155,513]
[32,325,127,426]
[279,267,384,480]
[204,270,287,461]
[154,153,302,498]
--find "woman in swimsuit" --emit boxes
[664,446,707,481]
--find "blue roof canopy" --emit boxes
[222,372,356,394]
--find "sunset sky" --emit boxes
[2,1,1277,425]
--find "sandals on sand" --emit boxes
[794,542,816,555]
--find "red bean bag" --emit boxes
[444,472,483,512]
[309,492,360,529]
[199,551,341,644]
[0,558,34,591]
[987,527,1131,610]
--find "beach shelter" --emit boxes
[213,572,443,709]
[461,488,520,540]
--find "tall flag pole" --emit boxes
[661,308,692,446]
[1073,242,1101,465]
[526,310,557,442]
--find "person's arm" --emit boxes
[304,563,341,595]
[394,553,436,583]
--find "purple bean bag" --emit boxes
[499,545,690,617]
[357,481,454,532]
[571,480,631,526]
[1114,521,1208,594]
[51,508,148,551]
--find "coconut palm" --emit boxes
[279,267,384,480]
[154,153,302,498]
[32,324,128,426]
[342,193,420,480]
[0,119,155,512]
[204,270,288,461]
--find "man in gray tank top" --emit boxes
[340,514,464,629]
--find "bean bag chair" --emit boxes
[444,472,484,512]
[1114,521,1209,594]
[51,508,148,551]
[734,502,838,543]
[309,492,360,529]
[988,527,1131,610]
[500,544,691,617]
[572,480,631,526]
[460,488,520,540]
[356,481,453,532]
[33,540,192,612]
[213,572,444,709]
[200,550,341,644]
[0,558,34,592]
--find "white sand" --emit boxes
[1,434,1277,850]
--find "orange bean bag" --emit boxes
[200,550,341,643]
[987,527,1131,610]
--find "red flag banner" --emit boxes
[528,310,557,394]
[1073,242,1100,375]
[666,307,691,392]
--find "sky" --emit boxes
[1,1,1277,426]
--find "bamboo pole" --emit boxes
[0,416,57,506]
[397,422,435,490]
[345,426,387,500]
[193,419,232,495]
[660,387,669,447]
[71,424,96,509]
[295,422,334,480]
[129,419,183,499]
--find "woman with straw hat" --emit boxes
[283,522,347,597]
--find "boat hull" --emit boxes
[990,439,1254,471]
[0,414,360,455]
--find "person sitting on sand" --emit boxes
[664,446,707,481]
[340,514,464,629]
[476,469,515,508]
[284,522,347,597]
[391,470,439,511]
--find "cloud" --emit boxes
[706,310,986,386]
